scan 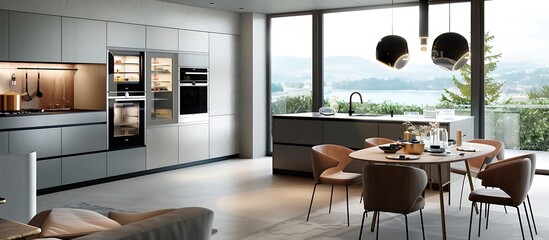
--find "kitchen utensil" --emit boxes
[21,72,32,101]
[0,76,21,111]
[36,71,43,98]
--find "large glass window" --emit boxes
[270,15,313,115]
[323,4,471,116]
[485,0,549,151]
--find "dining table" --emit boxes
[349,142,495,240]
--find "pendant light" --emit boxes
[376,0,409,70]
[419,0,429,51]
[431,0,470,71]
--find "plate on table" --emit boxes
[386,155,420,160]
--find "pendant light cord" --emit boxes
[391,0,394,34]
[448,0,451,31]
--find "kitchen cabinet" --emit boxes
[179,123,209,163]
[62,124,107,155]
[0,132,8,154]
[178,52,209,68]
[146,126,178,169]
[107,147,146,177]
[9,12,61,62]
[178,30,209,53]
[209,115,238,158]
[323,121,378,149]
[209,33,238,116]
[37,158,61,190]
[107,22,146,49]
[0,10,8,61]
[146,26,178,51]
[272,119,322,145]
[62,153,106,185]
[62,17,107,63]
[146,52,178,125]
[9,128,61,159]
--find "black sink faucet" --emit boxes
[348,92,363,116]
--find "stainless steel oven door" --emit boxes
[179,83,207,115]
[108,97,145,150]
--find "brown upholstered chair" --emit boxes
[482,152,538,235]
[467,157,532,240]
[364,137,395,148]
[359,164,427,240]
[307,144,361,226]
[450,139,505,209]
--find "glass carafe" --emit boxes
[430,128,448,148]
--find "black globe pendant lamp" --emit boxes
[376,0,409,70]
[431,0,470,71]
[376,35,409,70]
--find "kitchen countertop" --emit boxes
[273,112,474,123]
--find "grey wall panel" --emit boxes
[323,121,378,149]
[0,132,8,154]
[62,124,107,155]
[37,158,61,190]
[107,22,145,49]
[272,144,312,172]
[179,123,209,163]
[0,10,8,61]
[9,12,61,62]
[107,147,146,177]
[62,17,107,63]
[178,30,209,52]
[272,119,322,145]
[62,153,106,185]
[9,128,61,159]
[147,26,178,51]
[146,126,179,169]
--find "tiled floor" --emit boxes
[37,154,549,239]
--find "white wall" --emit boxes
[239,13,267,158]
[0,0,239,35]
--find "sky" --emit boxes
[271,0,549,66]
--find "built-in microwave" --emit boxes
[179,68,208,123]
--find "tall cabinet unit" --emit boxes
[9,12,61,62]
[61,17,106,63]
[209,33,239,158]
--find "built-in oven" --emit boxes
[108,97,145,150]
[179,68,208,123]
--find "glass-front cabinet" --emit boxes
[108,50,145,95]
[146,52,178,125]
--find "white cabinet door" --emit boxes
[107,22,145,49]
[209,115,238,158]
[9,12,61,62]
[146,126,179,169]
[0,10,8,61]
[62,17,106,63]
[146,26,178,51]
[179,123,209,163]
[209,33,238,116]
[178,30,209,52]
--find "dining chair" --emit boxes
[364,137,395,148]
[449,139,504,209]
[307,144,362,226]
[482,152,538,235]
[467,157,531,240]
[359,164,427,240]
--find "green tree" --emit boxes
[440,32,505,105]
[528,86,549,99]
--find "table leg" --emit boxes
[437,164,447,240]
[464,160,479,214]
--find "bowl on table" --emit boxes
[379,144,403,153]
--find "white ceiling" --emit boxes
[157,0,421,14]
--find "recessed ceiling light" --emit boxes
[239,7,244,11]
[209,2,214,5]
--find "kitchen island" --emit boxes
[272,112,474,188]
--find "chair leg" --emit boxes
[516,207,526,240]
[306,183,318,222]
[346,185,350,227]
[478,201,483,237]
[527,195,538,234]
[371,211,377,232]
[523,204,534,240]
[420,209,425,240]
[459,175,466,210]
[359,211,367,240]
[486,204,490,229]
[468,202,475,240]
[504,205,508,213]
[329,185,334,214]
[404,214,409,240]
[376,212,380,240]
[360,191,363,204]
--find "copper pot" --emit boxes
[403,142,425,155]
[0,90,21,111]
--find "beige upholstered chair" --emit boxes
[307,144,361,226]
[467,157,532,240]
[482,152,537,235]
[364,137,395,148]
[359,164,427,240]
[450,139,504,209]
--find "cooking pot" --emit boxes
[0,89,21,111]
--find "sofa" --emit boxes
[27,207,214,240]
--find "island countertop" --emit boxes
[273,112,474,124]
